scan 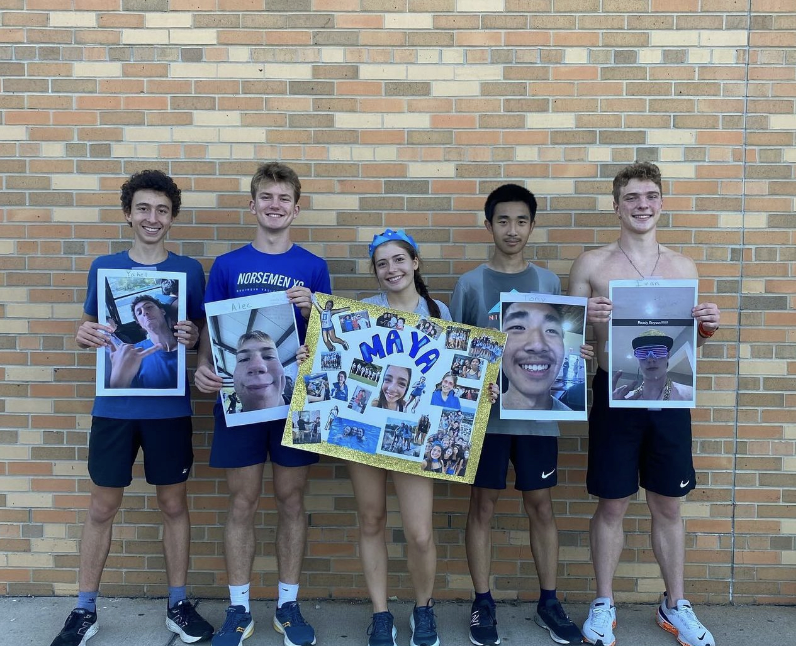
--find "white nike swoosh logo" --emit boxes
[541,469,556,479]
[680,480,690,488]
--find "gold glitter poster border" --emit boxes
[282,293,506,484]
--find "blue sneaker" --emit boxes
[211,605,253,646]
[273,601,317,646]
[368,611,397,646]
[410,600,440,646]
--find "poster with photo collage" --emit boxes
[283,293,506,483]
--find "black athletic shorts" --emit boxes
[88,416,194,488]
[209,402,319,469]
[473,433,558,491]
[587,368,696,499]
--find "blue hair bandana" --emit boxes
[368,228,418,258]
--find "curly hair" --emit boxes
[612,162,662,203]
[120,170,181,217]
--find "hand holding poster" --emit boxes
[608,279,698,408]
[96,269,187,397]
[283,293,506,483]
[498,293,588,421]
[205,291,300,426]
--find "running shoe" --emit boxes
[410,599,440,646]
[582,597,616,646]
[166,599,214,643]
[469,598,500,646]
[50,608,99,646]
[534,598,584,644]
[656,595,715,646]
[367,610,398,646]
[211,605,253,646]
[273,600,317,646]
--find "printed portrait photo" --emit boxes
[206,291,300,427]
[609,280,698,409]
[499,293,588,421]
[96,269,187,397]
[370,364,413,413]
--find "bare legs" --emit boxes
[348,462,435,611]
[466,486,559,593]
[224,463,310,586]
[78,481,190,592]
[590,493,684,603]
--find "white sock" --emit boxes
[277,581,299,608]
[229,584,250,612]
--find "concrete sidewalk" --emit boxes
[5,596,792,646]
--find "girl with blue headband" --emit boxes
[346,229,452,646]
[363,228,451,321]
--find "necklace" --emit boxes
[617,241,661,279]
[629,378,672,401]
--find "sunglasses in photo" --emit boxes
[634,345,669,359]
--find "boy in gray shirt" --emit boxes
[451,184,582,646]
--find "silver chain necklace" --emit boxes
[617,241,661,279]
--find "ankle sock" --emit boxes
[229,584,250,612]
[538,588,557,611]
[168,585,187,609]
[77,590,98,613]
[474,590,494,605]
[277,581,299,608]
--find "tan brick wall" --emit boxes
[0,2,794,604]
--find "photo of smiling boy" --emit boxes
[500,301,570,412]
[231,331,288,413]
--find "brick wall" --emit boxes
[1,2,794,604]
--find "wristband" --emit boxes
[698,322,717,338]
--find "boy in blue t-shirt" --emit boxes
[195,162,330,646]
[50,171,213,646]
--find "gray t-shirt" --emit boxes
[450,262,561,437]
[362,292,452,322]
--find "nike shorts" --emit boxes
[473,433,558,491]
[209,402,319,469]
[88,416,194,488]
[587,368,696,499]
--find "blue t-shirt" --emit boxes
[430,389,462,410]
[206,243,331,429]
[331,383,349,402]
[130,338,179,389]
[205,243,331,342]
[85,251,206,420]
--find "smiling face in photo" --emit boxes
[501,301,565,409]
[379,365,410,410]
[233,333,286,412]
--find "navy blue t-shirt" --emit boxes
[204,243,331,342]
[84,251,206,420]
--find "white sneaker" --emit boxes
[582,597,616,646]
[656,597,715,646]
